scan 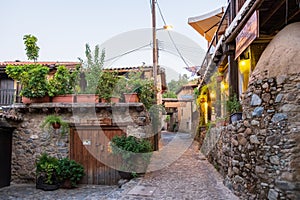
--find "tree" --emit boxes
[23,34,40,62]
[78,43,105,93]
[167,74,189,94]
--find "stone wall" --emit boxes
[2,103,151,184]
[202,74,300,199]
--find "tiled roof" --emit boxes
[0,61,81,68]
[104,65,153,70]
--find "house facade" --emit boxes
[189,0,300,199]
[176,84,198,133]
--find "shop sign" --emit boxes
[235,11,259,60]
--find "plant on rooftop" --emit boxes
[6,64,49,99]
[78,43,104,94]
[23,34,40,62]
[48,65,80,97]
[5,34,50,100]
[97,71,119,102]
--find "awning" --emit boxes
[188,7,226,43]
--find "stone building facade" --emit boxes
[1,103,152,184]
[201,23,300,199]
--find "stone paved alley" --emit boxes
[0,132,238,200]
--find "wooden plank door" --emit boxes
[70,126,125,185]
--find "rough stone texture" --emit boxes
[251,22,300,80]
[2,103,151,184]
[203,74,300,199]
[200,22,300,200]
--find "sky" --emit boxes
[0,0,227,77]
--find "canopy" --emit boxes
[188,7,226,43]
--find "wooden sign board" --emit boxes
[235,11,259,60]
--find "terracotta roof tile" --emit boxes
[0,61,80,68]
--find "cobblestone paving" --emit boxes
[0,132,239,200]
[111,133,239,200]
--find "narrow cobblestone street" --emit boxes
[0,132,238,200]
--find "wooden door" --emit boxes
[70,126,126,185]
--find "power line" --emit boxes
[104,43,151,62]
[156,0,190,68]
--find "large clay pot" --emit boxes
[52,95,74,103]
[123,93,139,103]
[74,94,99,103]
[22,96,50,104]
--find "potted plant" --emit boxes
[5,34,51,103]
[40,115,69,134]
[6,64,50,103]
[56,158,85,188]
[110,135,153,179]
[75,44,104,103]
[36,153,60,191]
[97,71,119,103]
[49,65,80,103]
[135,79,156,110]
[226,94,242,123]
[121,71,143,103]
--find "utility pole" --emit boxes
[152,0,158,95]
[152,0,159,151]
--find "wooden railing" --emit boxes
[0,89,15,105]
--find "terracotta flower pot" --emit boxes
[110,97,120,103]
[74,94,99,103]
[124,93,139,103]
[52,95,74,103]
[52,122,61,129]
[22,96,50,104]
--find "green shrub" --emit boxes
[56,158,85,187]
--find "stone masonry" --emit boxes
[202,74,300,199]
[2,103,152,184]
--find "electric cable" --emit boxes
[156,0,191,68]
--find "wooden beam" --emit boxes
[261,0,286,27]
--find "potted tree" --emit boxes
[110,135,153,179]
[5,34,51,103]
[226,94,242,123]
[76,44,104,103]
[40,115,69,134]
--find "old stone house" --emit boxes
[176,83,198,133]
[0,63,166,187]
[189,0,300,199]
